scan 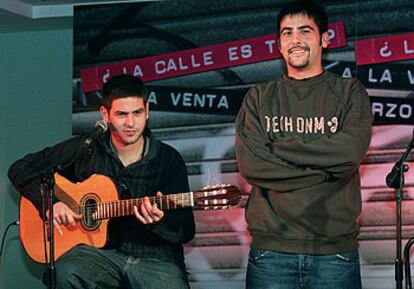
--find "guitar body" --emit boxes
[19,173,119,263]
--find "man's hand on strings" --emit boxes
[47,201,82,235]
[133,192,164,224]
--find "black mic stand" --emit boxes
[386,130,414,289]
[40,137,97,289]
[36,123,104,289]
[41,173,57,289]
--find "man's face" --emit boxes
[100,96,148,147]
[279,14,329,78]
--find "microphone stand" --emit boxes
[39,132,100,289]
[41,173,56,289]
[404,237,414,289]
[35,123,105,289]
[386,130,414,289]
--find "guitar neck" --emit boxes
[92,192,193,220]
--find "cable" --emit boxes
[0,220,19,266]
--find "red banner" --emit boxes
[81,21,346,92]
[355,32,414,66]
[327,21,346,49]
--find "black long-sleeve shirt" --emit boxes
[8,129,195,267]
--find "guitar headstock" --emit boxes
[193,184,241,210]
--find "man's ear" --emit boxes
[321,31,330,48]
[100,106,109,122]
[145,102,150,120]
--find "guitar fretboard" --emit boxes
[91,192,194,220]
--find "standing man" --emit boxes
[235,1,372,288]
[8,74,195,289]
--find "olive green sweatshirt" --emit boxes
[235,71,372,254]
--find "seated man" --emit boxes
[8,74,195,289]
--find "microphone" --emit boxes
[84,120,108,149]
[386,129,414,189]
[386,161,408,189]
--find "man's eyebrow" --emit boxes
[280,25,314,33]
[113,108,143,114]
[298,25,314,30]
[133,108,145,113]
[280,27,291,33]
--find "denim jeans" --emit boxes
[246,248,361,289]
[49,245,189,289]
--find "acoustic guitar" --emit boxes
[19,173,241,263]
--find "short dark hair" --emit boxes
[277,0,328,36]
[101,74,148,110]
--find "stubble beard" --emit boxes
[287,51,310,69]
[288,58,309,69]
[109,122,141,146]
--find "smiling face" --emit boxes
[279,13,329,79]
[100,96,148,149]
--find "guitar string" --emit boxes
[74,195,242,211]
[72,191,239,205]
[68,194,241,216]
[73,198,242,212]
[70,195,183,213]
[70,193,194,214]
[69,190,222,209]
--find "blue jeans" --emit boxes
[51,245,189,289]
[246,248,361,289]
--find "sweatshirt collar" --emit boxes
[282,70,329,87]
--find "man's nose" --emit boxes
[125,115,134,126]
[291,31,302,44]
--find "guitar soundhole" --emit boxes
[80,193,101,231]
